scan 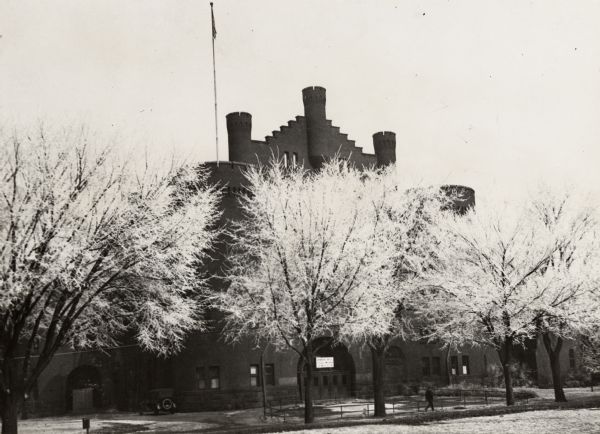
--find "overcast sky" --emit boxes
[1,0,600,202]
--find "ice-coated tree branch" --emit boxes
[0,126,221,410]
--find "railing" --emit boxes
[267,388,531,422]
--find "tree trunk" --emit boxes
[260,346,268,419]
[446,346,452,386]
[542,333,567,402]
[303,342,314,424]
[500,361,515,406]
[1,390,20,434]
[370,344,386,417]
[497,338,515,406]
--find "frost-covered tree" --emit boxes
[527,187,600,402]
[361,175,450,417]
[213,161,400,423]
[416,198,590,406]
[581,327,600,382]
[0,127,220,434]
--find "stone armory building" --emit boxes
[30,86,581,415]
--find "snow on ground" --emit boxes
[10,388,600,433]
[17,413,219,433]
[295,408,600,433]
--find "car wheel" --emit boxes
[161,398,174,412]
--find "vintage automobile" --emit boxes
[139,388,177,415]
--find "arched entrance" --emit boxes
[66,365,102,411]
[297,338,355,400]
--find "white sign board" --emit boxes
[316,357,334,369]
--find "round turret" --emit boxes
[302,86,328,168]
[302,86,326,120]
[372,131,396,167]
[226,112,252,162]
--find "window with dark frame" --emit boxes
[209,366,220,389]
[422,357,431,376]
[462,355,470,375]
[292,152,298,166]
[195,367,206,389]
[432,356,441,375]
[264,364,275,386]
[283,151,289,167]
[451,356,459,375]
[250,364,259,387]
[569,349,576,369]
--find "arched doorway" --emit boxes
[297,338,355,400]
[66,365,102,411]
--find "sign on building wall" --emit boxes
[316,357,334,369]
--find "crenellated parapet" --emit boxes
[224,86,392,170]
[302,85,326,105]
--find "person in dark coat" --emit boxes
[425,388,434,411]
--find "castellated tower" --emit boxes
[372,131,396,167]
[302,86,329,168]
[226,112,252,162]
[224,86,398,170]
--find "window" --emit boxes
[283,151,289,167]
[264,364,275,386]
[209,366,220,389]
[386,346,404,364]
[432,357,441,376]
[569,349,576,369]
[195,367,206,389]
[451,356,459,375]
[462,355,470,375]
[250,364,259,387]
[292,152,298,166]
[422,357,431,376]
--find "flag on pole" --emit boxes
[210,2,219,165]
[211,2,217,39]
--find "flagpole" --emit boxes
[210,2,219,166]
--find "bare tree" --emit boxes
[213,161,400,423]
[0,127,220,434]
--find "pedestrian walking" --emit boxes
[425,387,434,411]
